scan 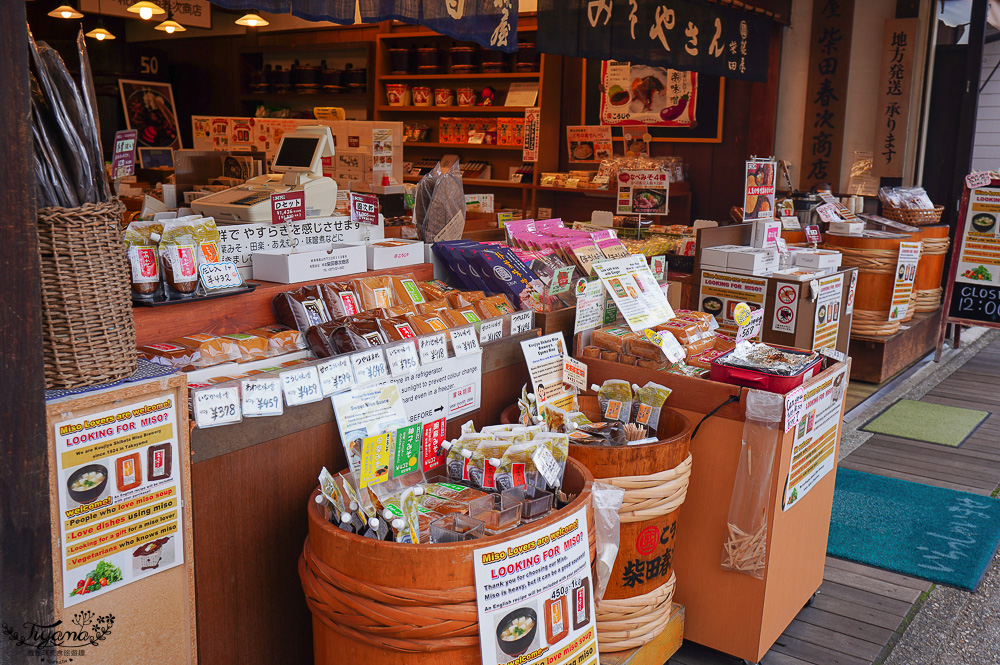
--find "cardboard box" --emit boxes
[794,249,842,272]
[761,267,857,355]
[367,239,425,270]
[700,244,747,270]
[251,243,367,283]
[663,281,682,310]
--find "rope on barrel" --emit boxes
[921,237,950,255]
[915,287,944,312]
[822,245,915,275]
[601,454,693,523]
[595,573,676,652]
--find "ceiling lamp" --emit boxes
[48,4,84,19]
[127,1,165,20]
[85,25,116,40]
[235,12,268,27]
[155,8,185,33]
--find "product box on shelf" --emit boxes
[726,248,778,276]
[828,221,865,236]
[761,267,857,355]
[251,243,367,283]
[367,239,425,270]
[793,249,842,272]
[700,245,748,271]
[752,219,782,249]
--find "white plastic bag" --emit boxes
[591,481,625,604]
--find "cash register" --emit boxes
[192,125,338,222]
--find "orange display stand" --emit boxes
[582,357,850,663]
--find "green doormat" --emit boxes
[828,469,1000,590]
[861,398,989,447]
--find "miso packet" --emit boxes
[631,382,672,431]
[159,219,200,299]
[596,380,633,423]
[124,220,163,300]
[494,441,541,491]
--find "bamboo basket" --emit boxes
[36,200,136,388]
[299,459,595,664]
[881,205,945,226]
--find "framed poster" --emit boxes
[599,61,698,127]
[583,61,725,143]
[119,79,182,151]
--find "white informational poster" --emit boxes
[616,170,669,216]
[54,394,184,607]
[812,273,845,351]
[566,126,613,163]
[783,365,849,510]
[593,255,675,331]
[332,384,409,477]
[520,333,574,412]
[473,506,598,665]
[573,279,606,336]
[772,282,799,334]
[699,271,767,336]
[955,187,1000,286]
[888,242,921,322]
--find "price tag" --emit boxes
[350,192,379,226]
[781,215,801,230]
[563,356,588,391]
[479,318,503,344]
[784,386,806,433]
[592,174,610,187]
[351,348,389,383]
[317,356,354,395]
[967,172,992,188]
[497,212,514,227]
[240,377,283,417]
[280,365,323,407]
[418,333,448,365]
[198,261,243,290]
[386,341,420,376]
[509,173,524,183]
[650,255,667,281]
[549,266,576,295]
[510,310,533,334]
[819,347,847,363]
[804,225,822,244]
[816,202,841,224]
[450,326,481,356]
[111,129,137,179]
[737,308,765,342]
[531,446,562,488]
[641,328,684,363]
[271,191,305,224]
[193,386,241,428]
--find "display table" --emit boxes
[582,357,850,663]
[849,309,942,383]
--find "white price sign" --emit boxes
[784,386,805,433]
[563,356,588,391]
[737,309,766,343]
[640,328,684,363]
[318,356,355,395]
[510,310,534,334]
[450,326,481,357]
[240,377,283,417]
[967,172,992,188]
[193,386,241,428]
[352,348,389,383]
[819,347,847,363]
[198,261,243,290]
[280,366,323,406]
[479,318,503,344]
[417,333,447,365]
[386,341,420,376]
[532,446,562,488]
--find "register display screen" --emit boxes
[274,136,320,169]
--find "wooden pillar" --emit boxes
[0,3,54,663]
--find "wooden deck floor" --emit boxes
[662,339,1000,665]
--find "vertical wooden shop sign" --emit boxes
[873,19,918,179]
[799,0,855,192]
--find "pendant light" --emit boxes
[127,0,165,20]
[235,12,269,27]
[85,26,116,40]
[48,4,84,19]
[155,8,185,33]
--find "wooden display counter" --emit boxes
[189,329,538,665]
[132,263,435,347]
[849,309,942,383]
[582,357,850,663]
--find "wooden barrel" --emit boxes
[823,231,914,336]
[300,459,595,665]
[781,229,807,245]
[914,225,950,312]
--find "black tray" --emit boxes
[132,282,259,307]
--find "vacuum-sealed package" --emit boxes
[158,219,200,299]
[273,285,334,332]
[124,220,163,300]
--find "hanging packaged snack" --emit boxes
[596,380,633,422]
[159,219,200,299]
[351,275,397,311]
[247,324,307,355]
[123,220,163,300]
[273,285,334,332]
[630,382,672,430]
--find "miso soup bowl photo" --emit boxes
[67,463,109,504]
[496,607,537,657]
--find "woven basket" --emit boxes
[37,200,137,389]
[881,205,945,226]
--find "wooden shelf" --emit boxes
[378,72,540,81]
[402,141,524,151]
[535,181,693,197]
[403,175,530,189]
[376,105,531,113]
[239,92,368,104]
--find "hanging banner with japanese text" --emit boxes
[798,0,855,192]
[873,19,918,179]
[361,0,517,52]
[537,0,771,82]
